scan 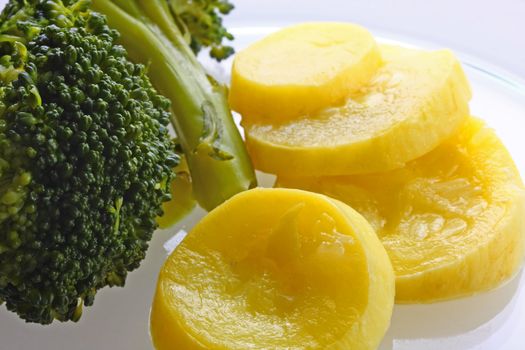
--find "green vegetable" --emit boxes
[169,0,236,61]
[92,0,257,211]
[0,0,178,324]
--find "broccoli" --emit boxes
[92,0,257,211]
[168,0,236,61]
[0,0,178,324]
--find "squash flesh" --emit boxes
[150,188,395,349]
[230,22,381,123]
[244,45,471,176]
[277,118,525,302]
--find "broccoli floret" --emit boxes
[92,0,256,211]
[0,0,178,324]
[167,0,235,61]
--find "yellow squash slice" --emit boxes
[156,157,196,229]
[278,117,525,302]
[150,188,395,350]
[244,45,471,176]
[230,22,381,123]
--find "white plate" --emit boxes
[1,24,525,350]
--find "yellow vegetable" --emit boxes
[150,188,395,350]
[156,158,196,229]
[243,45,471,176]
[230,22,381,123]
[278,117,525,302]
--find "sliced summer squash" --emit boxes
[277,117,525,302]
[242,45,471,176]
[230,22,381,123]
[150,188,395,349]
[156,158,196,229]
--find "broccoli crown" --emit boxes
[169,0,235,61]
[0,0,178,324]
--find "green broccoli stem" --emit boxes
[92,0,256,211]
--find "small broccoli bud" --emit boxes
[167,0,235,61]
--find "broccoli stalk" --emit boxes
[92,0,257,211]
